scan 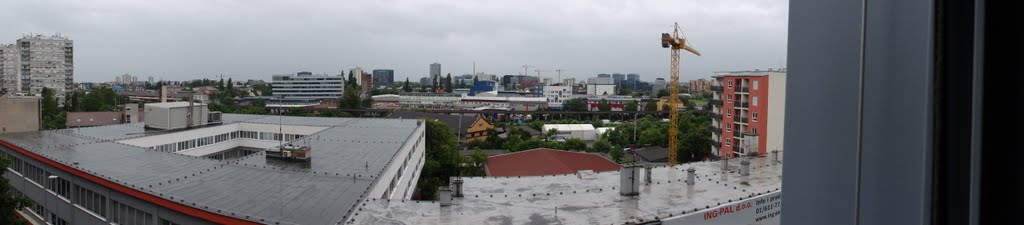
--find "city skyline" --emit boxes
[1,0,787,83]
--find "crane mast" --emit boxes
[662,22,700,165]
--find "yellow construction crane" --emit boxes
[662,22,701,165]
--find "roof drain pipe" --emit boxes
[439,186,452,207]
[451,177,464,197]
[644,166,653,185]
[686,167,696,185]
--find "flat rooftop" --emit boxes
[348,154,783,225]
[0,114,424,225]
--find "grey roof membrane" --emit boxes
[347,154,783,225]
[0,114,423,225]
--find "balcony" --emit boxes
[734,116,749,123]
[734,101,749,108]
[709,139,721,148]
[733,131,742,138]
[736,86,749,93]
[709,126,721,133]
[711,85,724,92]
[709,99,723,105]
[709,113,722,119]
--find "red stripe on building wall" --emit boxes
[0,141,261,225]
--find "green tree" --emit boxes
[563,138,587,151]
[41,88,65,130]
[82,87,119,112]
[644,100,658,111]
[598,99,611,112]
[656,89,670,98]
[0,157,32,225]
[339,86,362,110]
[432,76,438,91]
[285,108,310,116]
[609,146,625,163]
[218,78,224,89]
[402,78,412,92]
[625,100,639,112]
[416,119,461,200]
[444,73,453,93]
[462,148,488,176]
[563,98,587,112]
[546,128,559,140]
[592,139,613,153]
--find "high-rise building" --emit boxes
[372,69,395,85]
[687,78,713,94]
[652,78,667,94]
[349,67,363,86]
[272,71,344,99]
[709,70,787,158]
[612,73,625,84]
[148,76,155,84]
[430,63,441,82]
[626,73,639,82]
[120,74,136,84]
[0,34,73,97]
[0,44,20,94]
[597,73,611,78]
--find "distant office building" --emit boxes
[709,69,787,158]
[430,63,441,82]
[562,78,575,86]
[271,71,344,99]
[627,73,639,82]
[612,73,625,84]
[372,69,394,85]
[148,76,155,84]
[587,77,614,85]
[0,34,73,98]
[597,73,611,78]
[119,74,137,84]
[420,77,432,86]
[653,78,667,93]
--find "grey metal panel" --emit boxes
[859,0,934,224]
[782,0,864,224]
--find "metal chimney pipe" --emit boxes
[721,157,729,170]
[771,150,779,164]
[686,167,696,185]
[439,186,452,206]
[740,160,751,176]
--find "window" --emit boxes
[49,212,68,225]
[727,126,732,132]
[752,96,759,106]
[112,200,154,225]
[159,218,182,225]
[753,112,759,121]
[75,185,107,217]
[728,80,733,87]
[753,80,759,90]
[46,174,71,199]
[727,111,732,117]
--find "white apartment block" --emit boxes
[543,85,573,109]
[271,71,345,100]
[0,34,73,97]
[587,84,615,95]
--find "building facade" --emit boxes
[709,70,786,158]
[687,78,713,94]
[586,84,615,96]
[429,63,441,82]
[652,78,667,94]
[372,69,394,86]
[271,71,344,99]
[542,85,573,109]
[0,35,73,97]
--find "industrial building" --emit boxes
[349,153,783,224]
[542,124,598,141]
[0,103,427,225]
[271,71,345,100]
[709,69,786,158]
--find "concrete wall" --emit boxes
[766,73,786,152]
[0,96,40,134]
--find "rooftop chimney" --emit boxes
[686,167,696,185]
[439,186,452,206]
[451,177,464,197]
[740,160,751,176]
[159,85,167,103]
[644,166,653,185]
[619,165,642,196]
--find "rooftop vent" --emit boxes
[439,186,452,207]
[740,160,751,176]
[686,167,696,185]
[619,165,642,196]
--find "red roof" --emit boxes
[486,148,621,176]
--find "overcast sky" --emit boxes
[2,0,788,83]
